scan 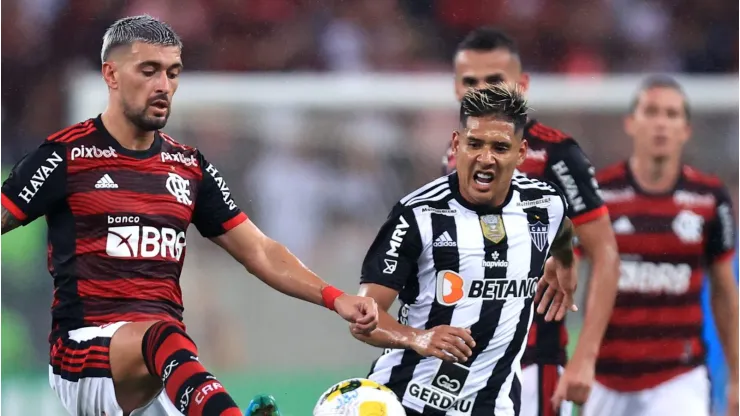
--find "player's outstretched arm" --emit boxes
[211,219,378,333]
[1,207,23,235]
[351,283,475,363]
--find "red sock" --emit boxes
[142,321,242,416]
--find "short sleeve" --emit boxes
[360,204,423,292]
[705,185,736,264]
[1,142,67,225]
[192,153,248,238]
[545,140,608,225]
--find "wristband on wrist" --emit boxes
[321,285,344,311]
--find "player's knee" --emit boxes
[141,321,199,377]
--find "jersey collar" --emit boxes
[94,115,163,160]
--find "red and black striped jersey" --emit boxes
[444,119,609,366]
[1,116,248,341]
[593,161,736,391]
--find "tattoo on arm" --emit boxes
[1,207,22,235]
[550,217,574,267]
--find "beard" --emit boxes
[122,100,170,131]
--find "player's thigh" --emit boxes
[109,320,164,413]
[642,367,710,416]
[49,323,131,416]
[519,364,571,416]
[581,381,637,416]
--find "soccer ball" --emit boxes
[313,378,406,416]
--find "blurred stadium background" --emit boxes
[1,0,738,415]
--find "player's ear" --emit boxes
[451,131,461,154]
[623,114,635,136]
[517,138,528,166]
[517,73,530,95]
[101,61,119,90]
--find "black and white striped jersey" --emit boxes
[361,172,568,415]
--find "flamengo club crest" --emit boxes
[166,172,193,206]
[528,222,549,252]
[480,214,506,244]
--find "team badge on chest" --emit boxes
[166,172,193,206]
[528,222,549,252]
[480,214,506,243]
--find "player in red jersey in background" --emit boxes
[582,76,738,416]
[1,15,378,416]
[442,28,620,415]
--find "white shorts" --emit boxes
[48,322,181,416]
[520,364,573,416]
[582,366,710,416]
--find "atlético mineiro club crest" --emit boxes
[528,221,549,252]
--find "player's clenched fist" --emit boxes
[410,325,476,363]
[335,294,379,335]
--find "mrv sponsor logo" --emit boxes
[18,151,63,204]
[205,164,237,210]
[161,152,198,167]
[386,215,409,258]
[71,145,117,161]
[106,217,186,261]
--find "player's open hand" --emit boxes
[535,256,578,321]
[409,325,476,363]
[335,294,378,335]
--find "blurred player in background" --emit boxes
[442,28,620,415]
[582,76,738,416]
[353,85,578,415]
[0,15,378,416]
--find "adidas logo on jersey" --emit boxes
[433,231,457,247]
[95,174,118,189]
[612,216,634,234]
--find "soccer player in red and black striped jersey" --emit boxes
[441,28,620,416]
[582,77,738,416]
[1,15,378,416]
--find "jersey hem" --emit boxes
[1,192,27,221]
[359,278,404,292]
[571,205,608,226]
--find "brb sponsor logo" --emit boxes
[106,216,186,261]
[18,151,63,204]
[618,260,692,294]
[205,164,237,210]
[161,152,198,167]
[70,145,117,161]
[436,270,537,306]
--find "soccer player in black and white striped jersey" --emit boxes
[351,85,579,415]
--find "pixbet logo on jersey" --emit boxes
[105,216,186,261]
[436,270,538,306]
[70,145,117,160]
[161,152,198,167]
